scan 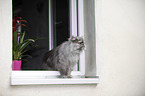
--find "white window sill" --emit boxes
[11,71,99,85]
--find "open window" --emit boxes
[11,0,99,85]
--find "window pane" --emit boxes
[13,0,71,70]
[51,0,70,48]
[13,0,49,70]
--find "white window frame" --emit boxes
[11,0,99,85]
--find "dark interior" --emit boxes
[13,0,70,70]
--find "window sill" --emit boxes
[11,71,99,85]
[11,77,99,85]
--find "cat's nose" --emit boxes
[81,44,85,48]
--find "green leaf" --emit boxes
[13,30,19,51]
[21,55,32,58]
[19,54,32,59]
[19,31,25,44]
[13,51,21,60]
[18,39,35,53]
[21,49,31,54]
[21,59,30,62]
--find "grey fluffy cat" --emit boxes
[42,36,85,78]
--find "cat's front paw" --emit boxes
[60,75,72,78]
[60,75,67,78]
[66,75,72,78]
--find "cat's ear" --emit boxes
[68,36,76,41]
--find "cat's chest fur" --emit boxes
[57,42,79,67]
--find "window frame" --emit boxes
[11,0,99,85]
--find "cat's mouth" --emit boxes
[78,45,85,51]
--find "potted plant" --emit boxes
[12,16,35,70]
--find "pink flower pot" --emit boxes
[12,60,22,70]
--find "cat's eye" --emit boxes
[78,41,84,44]
[78,42,82,44]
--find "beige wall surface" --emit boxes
[0,0,145,96]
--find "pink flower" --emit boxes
[13,15,27,33]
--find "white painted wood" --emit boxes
[94,0,98,76]
[12,71,85,79]
[78,0,85,75]
[11,71,99,85]
[11,78,99,85]
[70,0,77,36]
[84,0,97,76]
[78,0,84,37]
[11,77,99,85]
[70,0,79,70]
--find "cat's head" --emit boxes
[69,36,85,51]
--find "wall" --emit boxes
[0,0,145,96]
[96,0,145,95]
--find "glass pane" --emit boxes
[51,0,70,48]
[13,0,49,70]
[13,0,71,70]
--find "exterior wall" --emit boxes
[96,0,145,96]
[0,0,145,96]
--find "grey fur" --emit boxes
[42,36,85,78]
